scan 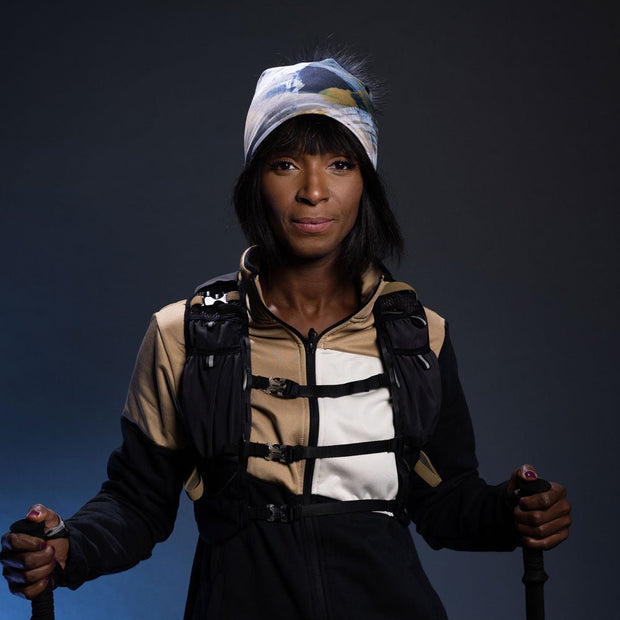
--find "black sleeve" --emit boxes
[61,418,194,589]
[407,322,520,551]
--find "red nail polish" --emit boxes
[28,510,41,518]
[40,541,47,550]
[524,470,537,480]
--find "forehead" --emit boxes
[258,115,362,158]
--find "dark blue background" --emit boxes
[2,2,618,618]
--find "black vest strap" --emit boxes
[248,437,402,464]
[251,372,390,399]
[248,499,396,523]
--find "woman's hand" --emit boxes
[507,465,571,550]
[1,504,69,600]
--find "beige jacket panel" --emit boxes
[122,300,186,449]
[320,278,386,358]
[425,307,446,358]
[248,322,309,496]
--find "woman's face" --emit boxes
[260,150,363,265]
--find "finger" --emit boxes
[516,512,572,542]
[20,558,57,585]
[1,532,48,554]
[514,497,571,527]
[519,482,567,511]
[3,555,56,585]
[1,545,55,571]
[25,504,60,530]
[506,463,539,496]
[521,525,570,551]
[517,464,538,481]
[8,576,50,600]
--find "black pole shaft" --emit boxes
[522,546,548,620]
[517,478,551,620]
[10,518,55,620]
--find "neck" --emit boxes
[260,255,360,336]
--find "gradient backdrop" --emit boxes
[2,2,618,618]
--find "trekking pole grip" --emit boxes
[10,518,55,620]
[516,478,551,620]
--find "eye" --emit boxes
[268,160,297,172]
[330,159,357,171]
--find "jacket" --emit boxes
[60,250,520,619]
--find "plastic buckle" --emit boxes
[264,377,288,396]
[266,504,290,523]
[265,443,288,463]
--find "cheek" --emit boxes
[345,182,364,225]
[260,179,290,220]
[260,188,287,240]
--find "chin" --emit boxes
[282,245,340,264]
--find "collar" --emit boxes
[238,247,387,326]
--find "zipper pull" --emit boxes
[307,328,317,354]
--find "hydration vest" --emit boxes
[178,271,443,544]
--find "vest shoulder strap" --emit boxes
[380,281,417,296]
[193,271,239,294]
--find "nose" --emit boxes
[296,166,329,206]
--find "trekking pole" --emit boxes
[516,478,552,620]
[10,519,55,620]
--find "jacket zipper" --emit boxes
[302,327,319,498]
[249,278,385,620]
[300,327,330,619]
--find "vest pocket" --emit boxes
[180,303,250,460]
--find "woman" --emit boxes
[1,51,570,619]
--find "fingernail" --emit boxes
[28,510,41,517]
[524,470,537,480]
[52,558,58,566]
[40,541,47,550]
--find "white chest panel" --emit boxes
[311,348,398,502]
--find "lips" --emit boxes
[291,217,334,233]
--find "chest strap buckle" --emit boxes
[264,443,291,463]
[264,377,293,397]
[266,504,291,523]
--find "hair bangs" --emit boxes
[257,115,361,161]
